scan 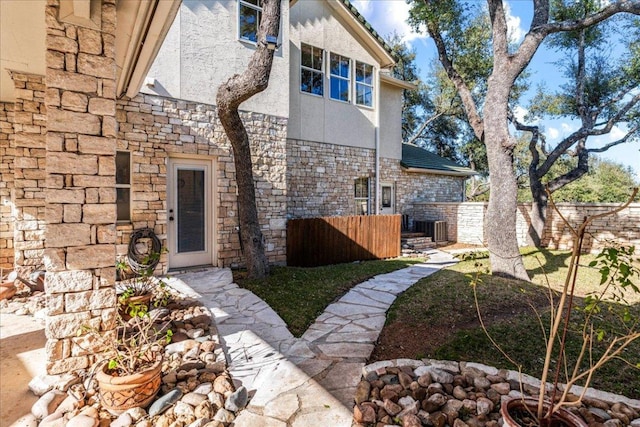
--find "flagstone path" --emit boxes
[166,249,458,427]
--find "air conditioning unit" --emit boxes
[424,221,447,242]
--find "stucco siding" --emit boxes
[379,82,402,160]
[143,0,290,118]
[288,0,380,148]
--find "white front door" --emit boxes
[380,183,395,214]
[167,158,214,268]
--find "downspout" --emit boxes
[374,69,381,215]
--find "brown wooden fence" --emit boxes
[286,214,401,267]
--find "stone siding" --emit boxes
[417,202,640,252]
[8,74,47,274]
[116,94,288,268]
[286,140,467,219]
[43,0,118,374]
[0,102,15,268]
[286,139,375,218]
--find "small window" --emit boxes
[355,61,374,107]
[301,43,324,96]
[330,53,350,102]
[354,177,369,215]
[116,151,131,222]
[239,0,262,43]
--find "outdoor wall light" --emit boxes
[265,35,278,50]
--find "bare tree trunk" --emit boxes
[484,80,530,281]
[216,0,281,278]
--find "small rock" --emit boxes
[383,398,402,416]
[10,413,38,427]
[427,368,454,384]
[402,414,422,427]
[194,400,215,419]
[182,392,207,407]
[353,404,376,424]
[125,407,146,422]
[422,393,447,412]
[28,375,58,396]
[429,411,448,427]
[186,328,205,339]
[148,389,183,417]
[462,399,477,413]
[174,401,195,417]
[417,372,433,387]
[604,419,624,427]
[185,419,209,427]
[207,391,225,409]
[38,411,66,427]
[66,414,98,427]
[489,382,511,395]
[442,399,464,417]
[476,397,494,415]
[32,390,67,420]
[354,380,371,405]
[398,372,413,389]
[473,376,491,390]
[110,412,133,427]
[213,408,235,424]
[588,407,612,422]
[453,418,470,427]
[453,385,467,400]
[612,403,638,420]
[162,372,177,384]
[57,393,82,413]
[192,382,213,395]
[427,382,444,395]
[224,386,248,412]
[380,374,399,385]
[213,375,234,395]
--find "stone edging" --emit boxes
[363,358,640,410]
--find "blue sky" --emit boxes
[351,0,640,179]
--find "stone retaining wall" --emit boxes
[414,202,640,251]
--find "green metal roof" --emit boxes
[401,143,476,176]
[339,0,396,59]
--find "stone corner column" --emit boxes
[44,0,118,375]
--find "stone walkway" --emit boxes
[165,249,458,427]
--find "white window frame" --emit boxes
[238,0,262,44]
[355,61,374,108]
[116,151,131,222]
[329,52,351,103]
[300,43,324,97]
[354,177,370,215]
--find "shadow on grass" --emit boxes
[372,266,640,399]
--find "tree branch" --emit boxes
[422,0,484,140]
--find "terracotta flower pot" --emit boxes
[501,397,588,427]
[96,358,162,415]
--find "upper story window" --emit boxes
[355,61,374,107]
[116,151,131,222]
[239,0,262,43]
[330,53,350,102]
[301,44,324,96]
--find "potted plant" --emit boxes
[81,312,173,414]
[473,188,640,427]
[116,249,170,317]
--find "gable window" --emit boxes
[301,43,324,96]
[354,177,369,215]
[330,53,350,102]
[355,61,374,107]
[116,151,131,222]
[239,0,262,43]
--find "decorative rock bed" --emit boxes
[355,359,640,427]
[3,287,247,427]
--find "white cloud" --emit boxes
[505,2,526,44]
[547,127,559,140]
[351,0,427,45]
[561,122,574,133]
[608,125,626,141]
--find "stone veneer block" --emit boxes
[46,311,92,339]
[46,223,91,247]
[66,245,115,270]
[46,270,93,293]
[47,356,89,376]
[47,152,99,175]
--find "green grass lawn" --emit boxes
[233,257,424,337]
[385,248,640,398]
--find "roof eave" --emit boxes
[116,0,181,99]
[380,73,417,90]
